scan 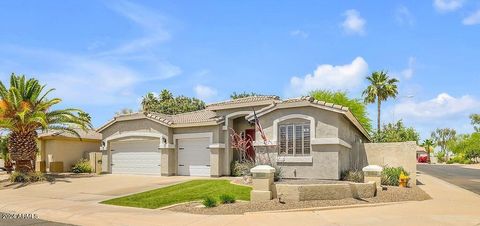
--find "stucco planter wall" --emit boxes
[276,181,376,201]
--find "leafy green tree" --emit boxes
[141,89,205,114]
[362,71,399,132]
[421,139,435,163]
[0,73,92,172]
[431,128,457,161]
[309,89,372,133]
[469,114,480,132]
[372,120,420,143]
[447,133,480,163]
[230,92,264,99]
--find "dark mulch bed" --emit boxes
[167,186,431,215]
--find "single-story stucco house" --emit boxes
[97,96,371,179]
[37,130,102,173]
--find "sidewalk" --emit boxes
[1,174,479,226]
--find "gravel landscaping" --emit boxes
[167,185,431,215]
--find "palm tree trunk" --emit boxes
[377,97,381,132]
[8,130,38,172]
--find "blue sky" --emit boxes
[1,0,480,139]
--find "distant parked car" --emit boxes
[418,155,428,163]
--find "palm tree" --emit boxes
[362,71,399,132]
[0,73,92,172]
[421,139,435,163]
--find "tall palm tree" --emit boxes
[0,73,92,172]
[362,71,399,132]
[421,139,435,163]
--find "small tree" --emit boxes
[373,120,420,143]
[469,114,480,132]
[230,92,265,99]
[141,89,205,114]
[310,89,372,133]
[431,128,457,161]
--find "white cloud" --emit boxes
[290,30,309,38]
[401,57,416,79]
[395,6,415,26]
[194,85,217,100]
[433,0,464,12]
[394,93,480,120]
[463,10,480,25]
[101,0,171,55]
[288,57,369,96]
[341,9,366,35]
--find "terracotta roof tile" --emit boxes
[206,95,279,108]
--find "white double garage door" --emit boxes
[111,137,211,176]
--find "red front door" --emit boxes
[245,129,256,161]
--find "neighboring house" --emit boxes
[97,96,371,179]
[37,130,102,172]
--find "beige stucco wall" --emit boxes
[363,141,417,186]
[101,118,171,142]
[39,139,101,172]
[252,106,369,179]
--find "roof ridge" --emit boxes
[206,95,280,107]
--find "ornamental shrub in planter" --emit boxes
[219,194,236,204]
[381,166,409,186]
[202,196,217,208]
[71,159,92,174]
[341,169,364,183]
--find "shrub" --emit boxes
[202,196,217,208]
[341,169,364,183]
[71,159,92,174]
[9,171,29,183]
[381,166,409,186]
[27,171,46,182]
[219,194,236,204]
[230,160,254,177]
[272,164,283,182]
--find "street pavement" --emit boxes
[418,164,480,195]
[0,212,72,226]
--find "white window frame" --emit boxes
[278,123,311,156]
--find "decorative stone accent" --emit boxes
[363,165,383,187]
[250,165,275,202]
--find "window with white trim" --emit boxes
[279,124,311,156]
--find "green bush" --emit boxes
[9,171,48,183]
[9,172,29,183]
[27,171,46,182]
[71,159,92,174]
[341,170,364,183]
[202,196,217,208]
[381,166,409,186]
[219,194,236,204]
[230,160,254,177]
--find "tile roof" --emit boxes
[38,129,102,140]
[146,109,223,125]
[206,95,279,109]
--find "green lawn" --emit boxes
[101,179,252,209]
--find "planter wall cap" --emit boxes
[250,165,276,173]
[362,165,383,172]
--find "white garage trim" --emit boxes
[104,131,166,144]
[177,137,211,176]
[173,132,213,144]
[110,139,162,175]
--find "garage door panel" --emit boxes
[111,140,161,175]
[178,137,211,176]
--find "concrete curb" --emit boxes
[244,201,414,215]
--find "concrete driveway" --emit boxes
[1,173,480,226]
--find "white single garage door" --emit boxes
[111,140,161,175]
[178,137,211,176]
